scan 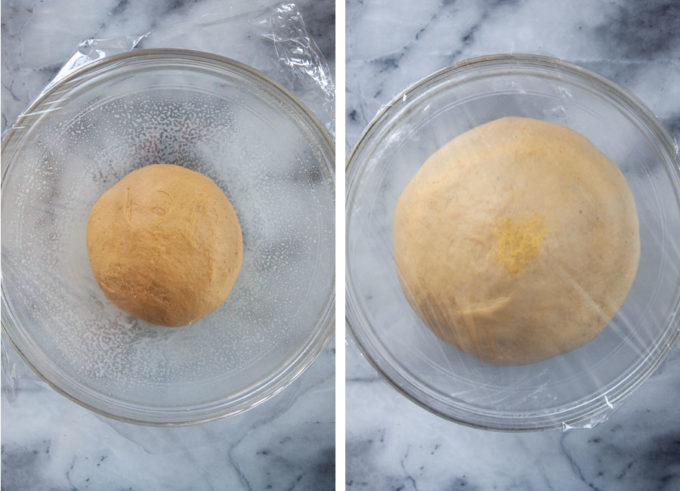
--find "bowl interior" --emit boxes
[2,51,334,424]
[346,56,680,430]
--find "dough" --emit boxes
[87,164,243,326]
[394,117,640,365]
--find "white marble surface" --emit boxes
[1,0,334,489]
[346,0,680,489]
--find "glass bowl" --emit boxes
[346,54,680,431]
[2,49,334,425]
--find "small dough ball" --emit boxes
[394,117,640,365]
[87,164,243,327]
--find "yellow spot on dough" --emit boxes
[492,215,546,274]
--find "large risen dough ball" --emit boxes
[394,117,640,365]
[87,164,243,327]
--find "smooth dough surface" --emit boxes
[394,117,640,365]
[87,164,243,327]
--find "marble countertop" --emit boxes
[346,0,680,489]
[1,1,334,490]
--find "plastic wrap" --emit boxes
[346,54,680,432]
[253,2,335,131]
[1,1,335,423]
[3,2,333,136]
[42,34,150,96]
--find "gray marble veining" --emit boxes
[346,0,680,489]
[1,1,335,489]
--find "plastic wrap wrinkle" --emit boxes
[562,407,612,431]
[44,34,150,96]
[254,2,335,134]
